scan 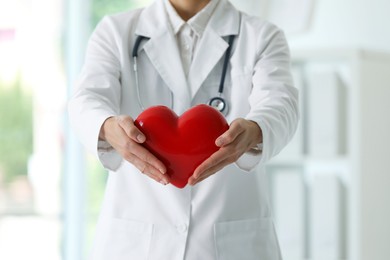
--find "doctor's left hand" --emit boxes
[188,118,262,186]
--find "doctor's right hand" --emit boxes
[99,115,170,185]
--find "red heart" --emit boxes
[134,104,229,188]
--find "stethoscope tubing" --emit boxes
[218,35,234,94]
[132,34,234,115]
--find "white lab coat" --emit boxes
[68,0,299,259]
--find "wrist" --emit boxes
[99,116,114,141]
[248,120,263,145]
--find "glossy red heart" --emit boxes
[134,104,229,188]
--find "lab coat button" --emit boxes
[177,223,188,233]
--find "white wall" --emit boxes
[230,0,390,52]
[229,1,390,260]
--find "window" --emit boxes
[0,1,64,259]
[0,0,151,259]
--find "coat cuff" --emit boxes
[97,140,123,171]
[234,117,268,172]
[94,114,123,171]
[87,112,123,172]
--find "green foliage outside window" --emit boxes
[0,78,33,183]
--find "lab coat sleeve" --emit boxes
[235,25,299,171]
[68,16,123,171]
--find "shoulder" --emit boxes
[94,8,144,36]
[237,11,289,56]
[105,8,144,25]
[239,12,284,39]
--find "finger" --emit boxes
[144,172,170,185]
[117,116,146,143]
[188,172,210,185]
[129,142,167,174]
[114,119,166,174]
[190,157,231,185]
[141,163,170,185]
[193,147,232,179]
[193,134,247,180]
[190,173,212,186]
[194,157,232,184]
[125,153,170,185]
[215,119,245,147]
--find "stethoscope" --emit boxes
[132,34,235,116]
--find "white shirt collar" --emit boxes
[164,0,220,37]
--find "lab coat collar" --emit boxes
[135,0,190,113]
[188,0,241,98]
[134,0,241,105]
[135,0,239,38]
[164,0,220,38]
[206,0,240,37]
[163,0,185,35]
[135,0,166,38]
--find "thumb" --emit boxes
[215,119,243,147]
[117,116,146,143]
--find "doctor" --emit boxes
[68,0,298,259]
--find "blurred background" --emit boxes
[0,0,389,259]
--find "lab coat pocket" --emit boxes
[89,217,153,260]
[214,218,281,260]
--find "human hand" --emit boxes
[188,118,262,186]
[99,115,169,185]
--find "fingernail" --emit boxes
[216,138,223,147]
[159,168,166,174]
[160,179,168,185]
[137,134,145,143]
